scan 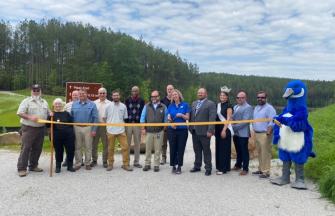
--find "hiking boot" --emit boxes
[18,170,27,177]
[122,165,133,171]
[29,167,43,172]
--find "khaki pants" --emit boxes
[255,133,273,174]
[74,126,93,166]
[92,126,108,164]
[107,132,129,166]
[145,131,164,167]
[126,126,141,165]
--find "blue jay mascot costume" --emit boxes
[271,80,314,190]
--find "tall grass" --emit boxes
[305,104,335,203]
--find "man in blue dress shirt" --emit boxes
[71,89,99,170]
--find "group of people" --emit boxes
[16,84,276,178]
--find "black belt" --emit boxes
[254,131,266,133]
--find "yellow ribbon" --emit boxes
[38,118,273,127]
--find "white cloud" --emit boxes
[0,0,334,80]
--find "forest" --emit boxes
[0,19,333,108]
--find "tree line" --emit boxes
[0,19,334,108]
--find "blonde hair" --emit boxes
[53,98,65,111]
[172,89,184,102]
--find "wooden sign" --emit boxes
[66,82,103,102]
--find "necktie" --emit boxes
[195,100,202,115]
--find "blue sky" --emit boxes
[1,0,334,81]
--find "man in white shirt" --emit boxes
[64,90,79,113]
[91,88,112,168]
[104,90,133,171]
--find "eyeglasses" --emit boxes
[257,97,266,99]
[151,95,159,98]
[236,97,245,99]
[32,89,40,92]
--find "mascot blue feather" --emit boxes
[271,80,315,189]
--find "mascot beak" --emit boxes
[283,88,294,98]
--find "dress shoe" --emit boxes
[134,164,143,168]
[154,166,160,172]
[67,166,76,172]
[172,166,176,173]
[190,167,201,173]
[62,161,67,167]
[160,158,166,165]
[259,173,270,178]
[85,165,92,170]
[205,170,212,176]
[143,165,151,171]
[176,166,182,175]
[122,165,133,171]
[29,167,43,172]
[18,170,27,177]
[252,170,263,175]
[232,166,241,171]
[55,167,61,173]
[239,170,248,176]
[90,161,97,167]
[103,163,108,168]
[106,165,113,171]
[216,171,223,175]
[74,165,81,171]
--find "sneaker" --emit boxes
[134,164,143,168]
[90,161,97,167]
[252,170,263,175]
[154,166,160,172]
[18,170,27,177]
[106,165,113,171]
[216,171,223,175]
[122,165,133,171]
[29,167,43,172]
[85,165,92,170]
[143,165,151,171]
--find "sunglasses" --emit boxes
[32,89,40,92]
[151,95,159,98]
[99,92,106,94]
[236,97,245,99]
[257,96,266,99]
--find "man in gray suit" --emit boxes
[232,90,254,175]
[189,88,216,176]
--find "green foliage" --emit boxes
[304,104,335,203]
[199,73,335,108]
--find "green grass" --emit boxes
[305,104,335,203]
[0,89,64,127]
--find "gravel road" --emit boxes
[0,136,334,216]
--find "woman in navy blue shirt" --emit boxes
[167,89,190,174]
